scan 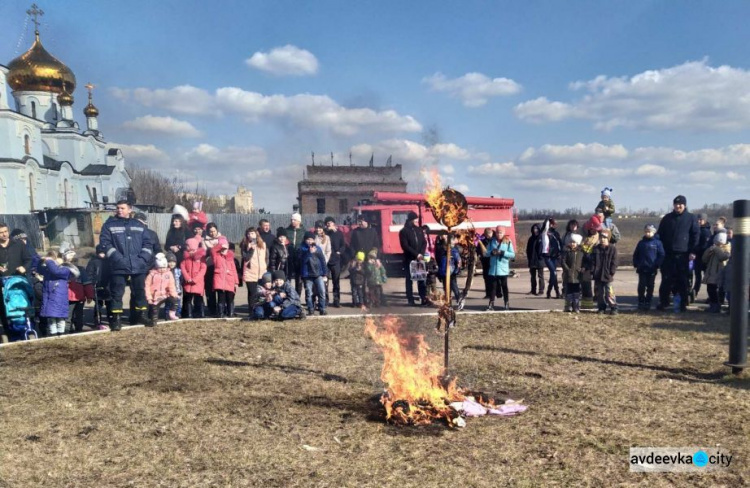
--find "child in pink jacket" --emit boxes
[180,237,207,318]
[212,237,239,318]
[145,253,179,326]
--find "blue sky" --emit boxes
[3,0,750,212]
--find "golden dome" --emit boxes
[83,102,99,117]
[58,90,74,106]
[6,32,76,94]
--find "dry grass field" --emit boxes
[0,311,748,487]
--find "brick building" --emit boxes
[297,163,408,214]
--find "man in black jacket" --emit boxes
[350,215,379,256]
[325,217,346,307]
[399,211,427,306]
[0,223,32,336]
[99,201,155,330]
[258,219,275,250]
[656,195,700,312]
[693,213,712,299]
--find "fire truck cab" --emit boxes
[342,192,517,274]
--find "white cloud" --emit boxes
[514,59,750,131]
[515,178,595,192]
[453,184,470,193]
[115,143,169,164]
[246,45,319,76]
[632,144,750,167]
[121,115,201,137]
[216,88,422,136]
[179,144,267,175]
[112,85,421,136]
[634,164,669,176]
[423,72,522,107]
[688,170,721,182]
[111,85,216,116]
[467,161,520,176]
[727,171,746,180]
[350,139,473,166]
[519,143,628,164]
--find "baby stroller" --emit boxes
[2,276,38,341]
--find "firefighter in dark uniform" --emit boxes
[99,200,155,330]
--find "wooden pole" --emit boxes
[444,232,452,369]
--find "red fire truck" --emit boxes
[341,192,517,274]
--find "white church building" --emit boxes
[0,13,131,215]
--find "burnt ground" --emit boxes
[0,312,748,487]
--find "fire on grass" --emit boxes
[365,315,528,428]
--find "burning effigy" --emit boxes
[365,315,527,428]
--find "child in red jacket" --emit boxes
[212,237,239,318]
[64,247,94,333]
[180,237,207,318]
[145,253,179,326]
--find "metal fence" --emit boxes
[146,213,351,244]
[0,214,43,249]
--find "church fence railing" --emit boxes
[146,213,352,244]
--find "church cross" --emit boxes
[85,82,96,100]
[27,4,44,33]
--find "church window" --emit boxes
[316,198,326,214]
[31,102,36,119]
[28,173,35,210]
[63,178,70,207]
[24,135,30,155]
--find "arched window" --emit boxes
[31,101,37,119]
[63,178,70,207]
[24,135,30,155]
[28,173,35,210]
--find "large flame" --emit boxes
[365,315,464,425]
[422,167,468,228]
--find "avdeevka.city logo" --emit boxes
[629,447,732,473]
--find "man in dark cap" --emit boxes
[399,210,427,306]
[324,216,346,307]
[656,195,700,312]
[350,215,379,257]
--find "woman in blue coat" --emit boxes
[485,226,515,311]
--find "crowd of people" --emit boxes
[0,190,744,341]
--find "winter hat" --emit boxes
[172,204,189,222]
[645,224,656,233]
[584,215,603,232]
[355,251,365,262]
[571,234,583,245]
[715,232,728,245]
[601,187,613,198]
[155,253,168,268]
[134,212,148,223]
[699,213,708,221]
[423,251,431,262]
[192,201,202,211]
[406,211,419,221]
[314,220,325,229]
[218,236,229,249]
[165,252,177,263]
[368,249,378,259]
[190,221,204,231]
[324,216,336,225]
[271,270,286,282]
[303,231,315,241]
[291,213,302,222]
[599,229,612,239]
[10,229,27,241]
[357,214,367,223]
[276,227,287,238]
[261,272,272,284]
[673,195,687,205]
[185,237,201,251]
